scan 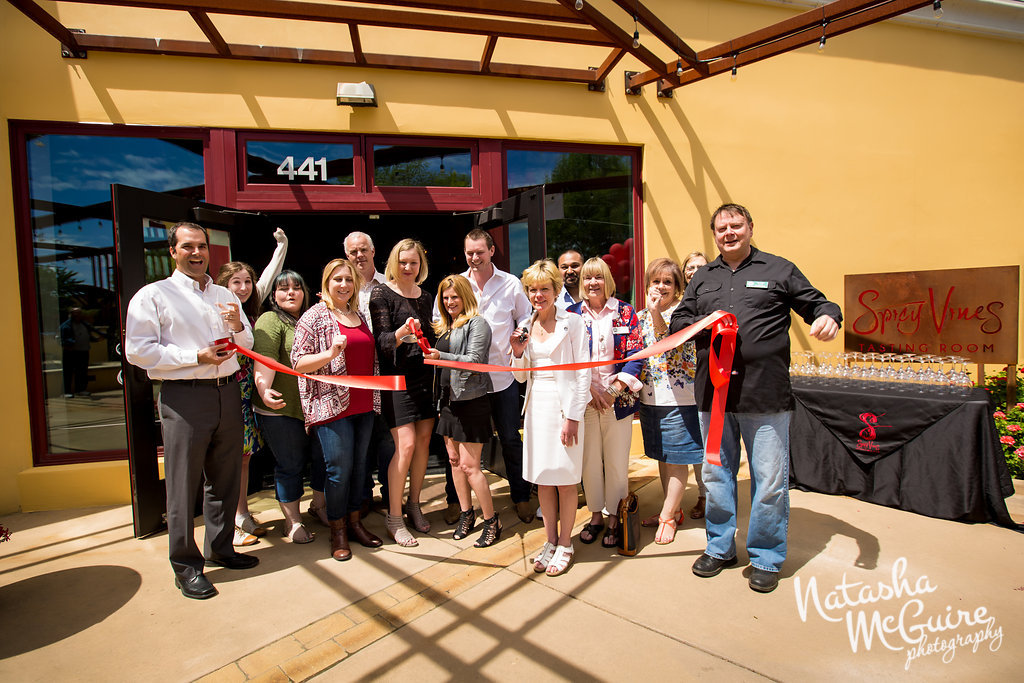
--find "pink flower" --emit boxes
[1009,425,1022,432]
[994,411,1006,419]
[1016,403,1024,410]
[1016,447,1024,456]
[1000,435,1015,444]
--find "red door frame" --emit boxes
[10,121,642,466]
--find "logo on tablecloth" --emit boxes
[856,412,892,453]
[795,557,1003,671]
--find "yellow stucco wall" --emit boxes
[2,1,1022,512]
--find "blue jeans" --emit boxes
[314,411,374,521]
[698,411,791,573]
[256,413,325,503]
[489,382,530,503]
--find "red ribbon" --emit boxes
[424,310,738,466]
[704,315,738,467]
[225,342,406,391]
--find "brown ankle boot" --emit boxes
[348,511,383,548]
[329,519,351,561]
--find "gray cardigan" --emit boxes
[439,315,492,401]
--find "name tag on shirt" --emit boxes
[611,326,629,334]
[746,280,769,289]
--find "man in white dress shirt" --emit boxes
[462,229,536,522]
[555,250,583,310]
[344,231,394,512]
[125,222,258,600]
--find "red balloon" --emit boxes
[615,275,630,294]
[609,242,627,259]
[624,237,633,252]
[601,253,617,270]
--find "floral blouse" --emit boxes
[637,304,696,407]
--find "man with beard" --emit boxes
[556,250,583,310]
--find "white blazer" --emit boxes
[511,308,590,422]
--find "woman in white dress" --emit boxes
[511,260,590,576]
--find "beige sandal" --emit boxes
[284,522,315,544]
[308,501,329,527]
[404,500,430,533]
[386,512,418,547]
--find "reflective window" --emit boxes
[373,145,471,187]
[506,150,635,303]
[245,141,354,185]
[26,134,205,458]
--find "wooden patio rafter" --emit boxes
[6,0,935,91]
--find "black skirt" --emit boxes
[436,393,493,444]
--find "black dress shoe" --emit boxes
[175,574,218,599]
[205,553,259,570]
[749,568,780,593]
[691,553,738,578]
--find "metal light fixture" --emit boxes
[575,0,584,10]
[731,53,738,80]
[676,59,683,77]
[818,21,827,50]
[933,0,943,18]
[336,81,377,107]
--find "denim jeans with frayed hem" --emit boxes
[698,411,791,573]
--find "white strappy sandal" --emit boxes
[533,542,556,573]
[545,544,574,576]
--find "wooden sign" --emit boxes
[844,266,1019,364]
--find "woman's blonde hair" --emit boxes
[681,251,709,288]
[384,238,428,285]
[644,257,684,302]
[432,274,479,335]
[319,258,363,312]
[580,256,616,300]
[520,259,562,294]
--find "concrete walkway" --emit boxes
[1,456,1022,682]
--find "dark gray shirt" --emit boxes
[669,247,841,413]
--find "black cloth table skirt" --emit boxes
[789,383,1020,530]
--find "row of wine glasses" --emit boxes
[790,351,974,394]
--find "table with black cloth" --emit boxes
[789,383,1020,530]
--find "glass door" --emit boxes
[111,184,271,538]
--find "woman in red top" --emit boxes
[292,258,382,561]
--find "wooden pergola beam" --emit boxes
[607,0,706,75]
[72,33,602,83]
[56,0,615,47]
[188,10,230,57]
[552,0,669,74]
[6,0,85,54]
[633,0,933,91]
[670,0,933,89]
[333,0,584,25]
